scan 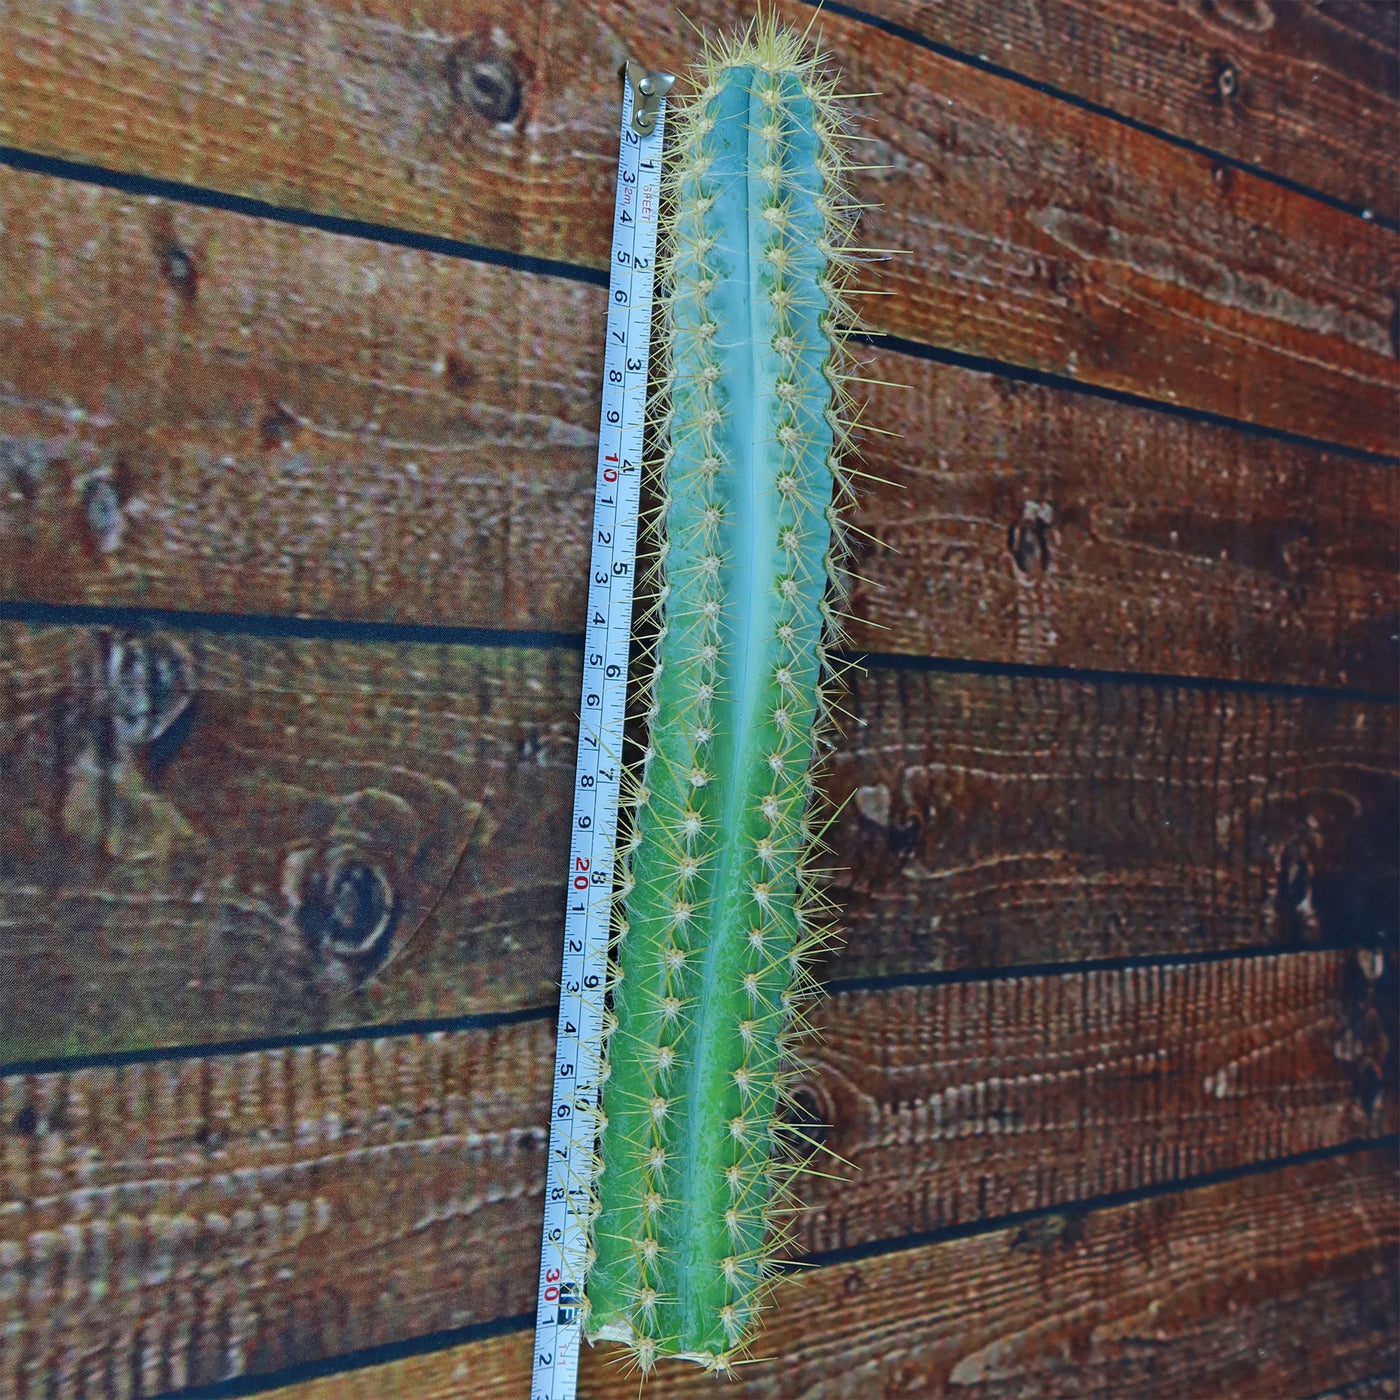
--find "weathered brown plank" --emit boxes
[1,951,1390,1396]
[3,624,1395,1056]
[260,1150,1399,1400]
[2,1,1394,451]
[3,170,1396,691]
[0,624,575,1060]
[825,667,1398,979]
[851,358,1399,691]
[791,953,1397,1255]
[0,169,600,639]
[856,0,1400,221]
[0,1024,556,1398]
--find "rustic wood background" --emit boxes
[1,0,1397,1396]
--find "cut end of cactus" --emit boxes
[590,1323,637,1345]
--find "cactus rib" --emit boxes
[585,17,863,1375]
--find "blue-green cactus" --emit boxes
[585,18,862,1374]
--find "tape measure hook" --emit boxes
[625,59,675,134]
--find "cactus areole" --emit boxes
[584,18,863,1374]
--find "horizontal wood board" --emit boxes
[0,625,578,1060]
[2,170,1396,689]
[1,2,1396,1394]
[0,952,1392,1396]
[829,662,1399,979]
[2,623,1395,1058]
[258,1150,1399,1400]
[857,0,1400,220]
[0,1021,556,1398]
[1,1,1395,450]
[778,953,1397,1255]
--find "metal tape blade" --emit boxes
[529,59,673,1400]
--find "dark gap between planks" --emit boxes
[1,14,1393,1396]
[0,146,1394,472]
[2,602,1396,705]
[138,1135,1400,1400]
[0,938,1384,1077]
[797,0,1400,233]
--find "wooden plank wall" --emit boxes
[1,0,1396,1397]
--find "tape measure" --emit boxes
[530,59,674,1400]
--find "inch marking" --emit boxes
[530,60,672,1400]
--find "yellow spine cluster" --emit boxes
[585,13,873,1373]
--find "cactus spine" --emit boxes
[585,18,862,1374]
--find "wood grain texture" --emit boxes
[260,1150,1399,1400]
[0,168,601,637]
[0,1023,556,1398]
[0,624,576,1060]
[790,952,1397,1256]
[850,356,1399,692]
[2,7,1392,1396]
[3,170,1396,691]
[856,0,1400,221]
[823,667,1398,980]
[4,624,1396,1056]
[2,0,1395,450]
[1,951,1390,1396]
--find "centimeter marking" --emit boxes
[531,62,671,1400]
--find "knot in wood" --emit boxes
[447,40,522,124]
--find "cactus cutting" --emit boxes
[584,16,865,1374]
